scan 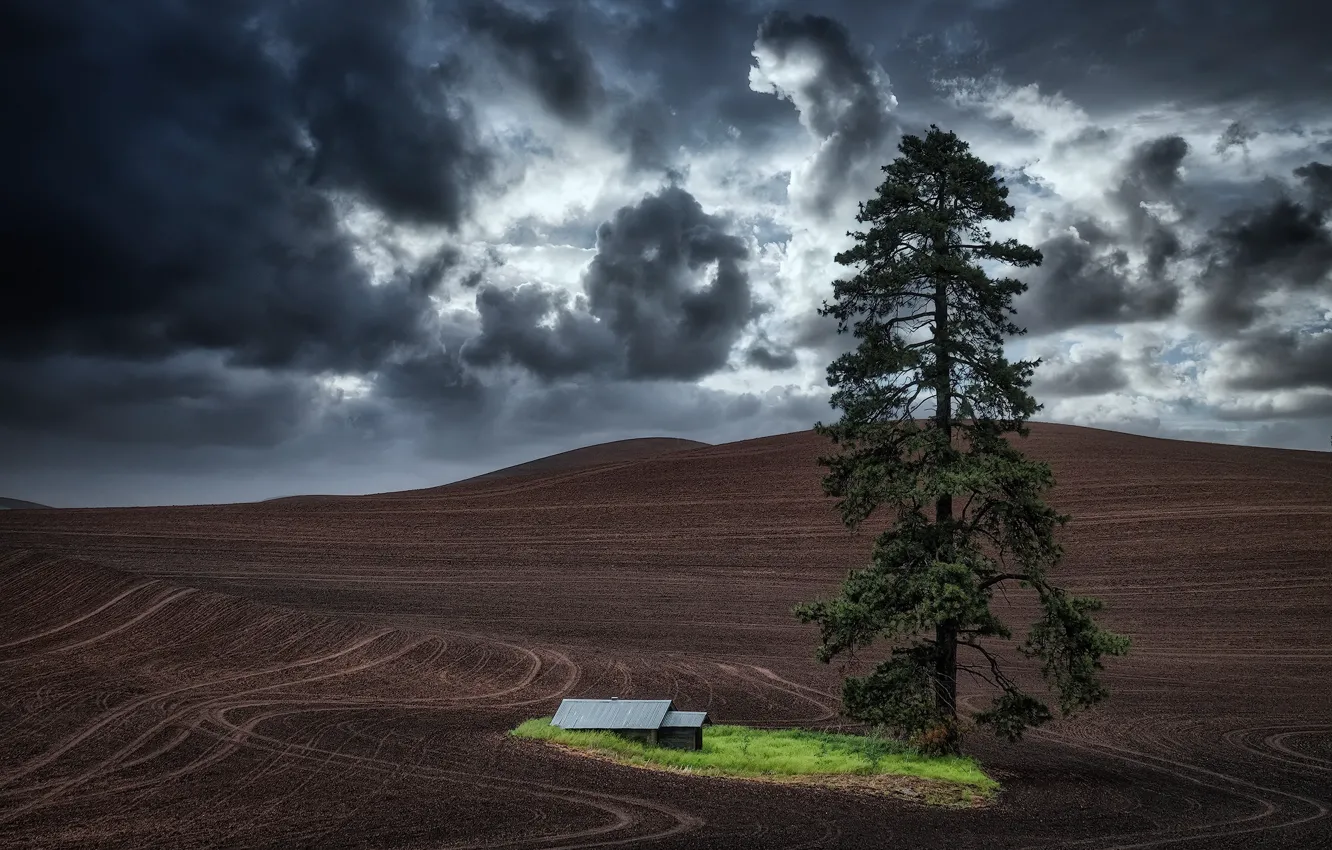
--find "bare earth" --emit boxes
[1,423,1330,849]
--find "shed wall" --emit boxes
[658,727,702,750]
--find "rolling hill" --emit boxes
[1,423,1330,848]
[261,436,709,504]
[438,436,711,487]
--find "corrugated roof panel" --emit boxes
[660,711,709,728]
[551,699,673,730]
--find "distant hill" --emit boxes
[0,497,52,510]
[442,437,711,488]
[262,436,710,504]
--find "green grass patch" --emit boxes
[510,718,997,802]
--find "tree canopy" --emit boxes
[796,125,1130,754]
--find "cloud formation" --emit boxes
[1016,133,1195,335]
[463,1,607,124]
[1030,350,1131,398]
[889,0,1332,113]
[1195,162,1332,333]
[1222,329,1332,393]
[466,185,757,380]
[2,0,485,388]
[749,11,900,216]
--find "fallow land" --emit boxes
[1,424,1330,849]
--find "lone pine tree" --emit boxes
[796,126,1130,754]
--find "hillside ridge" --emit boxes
[0,497,53,510]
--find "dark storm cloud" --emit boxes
[584,185,757,377]
[592,0,796,147]
[366,305,488,411]
[1215,121,1260,156]
[0,0,492,446]
[1017,136,1195,335]
[791,310,855,359]
[1110,135,1189,280]
[753,12,890,140]
[1030,351,1130,398]
[1223,329,1332,392]
[0,354,322,449]
[1018,138,1332,340]
[900,0,1332,115]
[455,246,507,290]
[558,0,1330,160]
[750,10,900,215]
[463,284,619,380]
[2,0,484,363]
[745,342,800,371]
[612,99,678,175]
[463,1,606,123]
[1196,161,1332,333]
[1297,162,1332,213]
[461,0,676,174]
[285,0,488,226]
[1114,136,1190,209]
[1018,228,1180,335]
[465,185,758,380]
[1213,395,1332,423]
[371,352,494,450]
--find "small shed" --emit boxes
[551,698,711,750]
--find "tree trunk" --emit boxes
[934,622,957,719]
[933,252,958,725]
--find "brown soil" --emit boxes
[1,423,1330,848]
[436,437,711,488]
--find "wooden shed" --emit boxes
[551,698,711,750]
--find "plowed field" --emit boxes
[2,424,1331,848]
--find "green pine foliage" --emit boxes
[796,125,1130,753]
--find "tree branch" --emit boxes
[882,310,934,327]
[979,573,1030,590]
[959,639,1017,691]
[956,662,1001,691]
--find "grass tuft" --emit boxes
[510,718,998,798]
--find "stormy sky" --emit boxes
[3,0,1330,507]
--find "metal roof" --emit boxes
[660,711,709,728]
[551,699,674,730]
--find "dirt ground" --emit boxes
[1,423,1330,849]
